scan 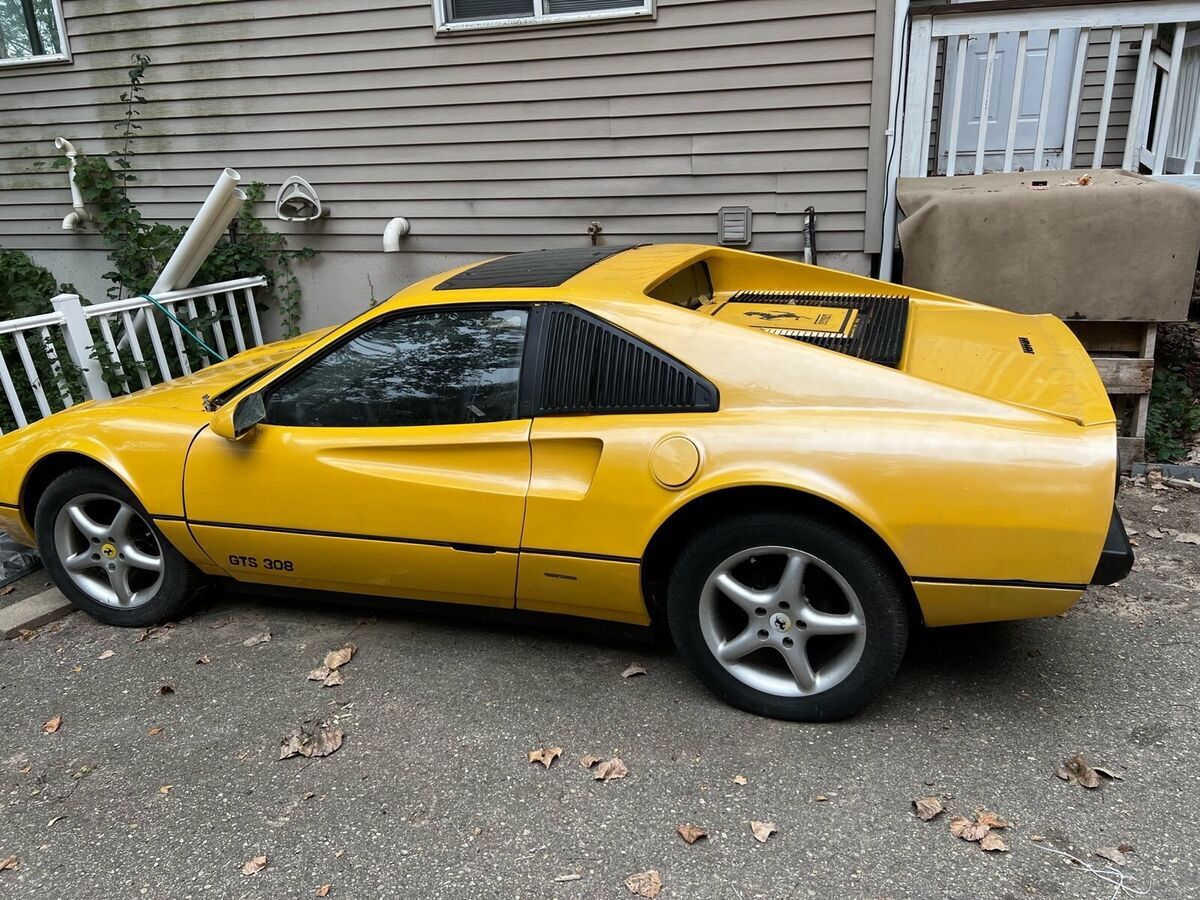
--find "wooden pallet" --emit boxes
[1064,321,1157,471]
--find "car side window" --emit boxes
[264,307,529,428]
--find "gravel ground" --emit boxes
[1,480,1197,899]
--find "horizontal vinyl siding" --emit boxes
[1072,26,1141,168]
[0,0,881,279]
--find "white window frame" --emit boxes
[433,0,654,35]
[0,0,71,68]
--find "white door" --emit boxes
[938,28,1080,174]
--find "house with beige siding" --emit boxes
[1,0,1197,332]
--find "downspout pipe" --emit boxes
[55,137,92,231]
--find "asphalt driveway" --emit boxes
[1,478,1198,899]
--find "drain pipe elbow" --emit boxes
[383,216,410,252]
[55,136,92,231]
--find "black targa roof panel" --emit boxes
[434,245,643,291]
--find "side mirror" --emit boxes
[211,392,266,441]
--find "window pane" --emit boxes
[544,0,643,12]
[265,308,528,428]
[0,0,63,60]
[447,0,534,21]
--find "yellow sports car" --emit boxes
[0,244,1131,720]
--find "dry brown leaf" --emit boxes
[913,796,944,821]
[158,684,175,696]
[0,855,18,872]
[148,725,163,737]
[323,643,357,670]
[621,663,646,679]
[0,585,13,595]
[18,765,31,774]
[975,811,1009,830]
[750,820,777,843]
[949,815,991,843]
[97,649,115,660]
[42,715,62,734]
[196,655,210,665]
[814,794,828,802]
[593,757,628,782]
[1174,532,1200,545]
[279,722,344,760]
[315,885,331,897]
[553,873,582,883]
[1056,754,1114,789]
[527,746,562,769]
[16,629,38,642]
[624,869,662,898]
[321,670,344,688]
[732,774,748,785]
[71,665,82,673]
[242,855,268,876]
[308,666,331,681]
[1096,846,1130,866]
[1092,764,1123,781]
[136,623,176,642]
[980,832,1009,852]
[243,631,271,647]
[677,824,707,844]
[580,754,603,769]
[158,785,173,795]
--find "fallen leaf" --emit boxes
[323,643,356,670]
[315,885,331,897]
[16,629,37,641]
[279,722,344,760]
[621,663,646,679]
[1030,835,1046,842]
[242,855,268,876]
[157,684,175,696]
[677,824,707,844]
[815,794,828,802]
[1056,754,1117,789]
[580,754,603,769]
[243,631,271,647]
[553,873,582,883]
[732,775,748,786]
[750,821,777,843]
[196,655,210,665]
[980,832,1009,852]
[0,855,18,872]
[18,765,31,774]
[334,849,344,858]
[303,792,316,801]
[1174,532,1200,545]
[624,869,662,898]
[47,815,65,827]
[1152,504,1169,512]
[593,757,628,782]
[1148,529,1166,539]
[97,649,114,660]
[148,725,163,737]
[527,747,562,769]
[0,585,13,595]
[913,796,944,821]
[42,715,62,734]
[136,623,176,642]
[308,666,331,681]
[71,665,82,673]
[1092,764,1123,781]
[1096,846,1129,866]
[975,811,1009,830]
[321,670,344,688]
[159,785,173,794]
[949,815,992,843]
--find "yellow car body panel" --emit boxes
[0,245,1122,629]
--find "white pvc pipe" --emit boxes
[151,167,243,294]
[383,216,410,252]
[54,136,91,231]
[173,188,247,287]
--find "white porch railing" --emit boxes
[881,0,1200,279]
[0,276,267,434]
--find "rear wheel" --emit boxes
[667,511,908,721]
[35,467,202,627]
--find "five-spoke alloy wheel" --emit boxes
[35,467,202,627]
[668,511,909,721]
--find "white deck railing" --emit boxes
[881,0,1200,279]
[0,276,267,434]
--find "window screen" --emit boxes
[447,0,533,20]
[0,0,64,61]
[265,308,529,428]
[544,0,642,11]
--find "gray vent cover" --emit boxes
[717,207,753,246]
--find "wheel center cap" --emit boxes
[769,612,792,633]
[101,543,117,560]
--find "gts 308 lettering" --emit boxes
[228,555,294,572]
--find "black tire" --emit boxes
[666,511,908,721]
[35,466,203,627]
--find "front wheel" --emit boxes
[667,512,909,721]
[35,467,203,627]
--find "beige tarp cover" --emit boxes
[897,170,1200,320]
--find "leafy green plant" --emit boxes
[1146,362,1200,462]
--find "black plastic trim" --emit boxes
[0,501,19,511]
[434,245,642,290]
[912,576,1088,591]
[1090,507,1134,585]
[527,304,719,416]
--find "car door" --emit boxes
[183,304,532,607]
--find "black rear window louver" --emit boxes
[727,291,910,368]
[533,307,718,416]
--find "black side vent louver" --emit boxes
[533,307,719,416]
[727,291,910,368]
